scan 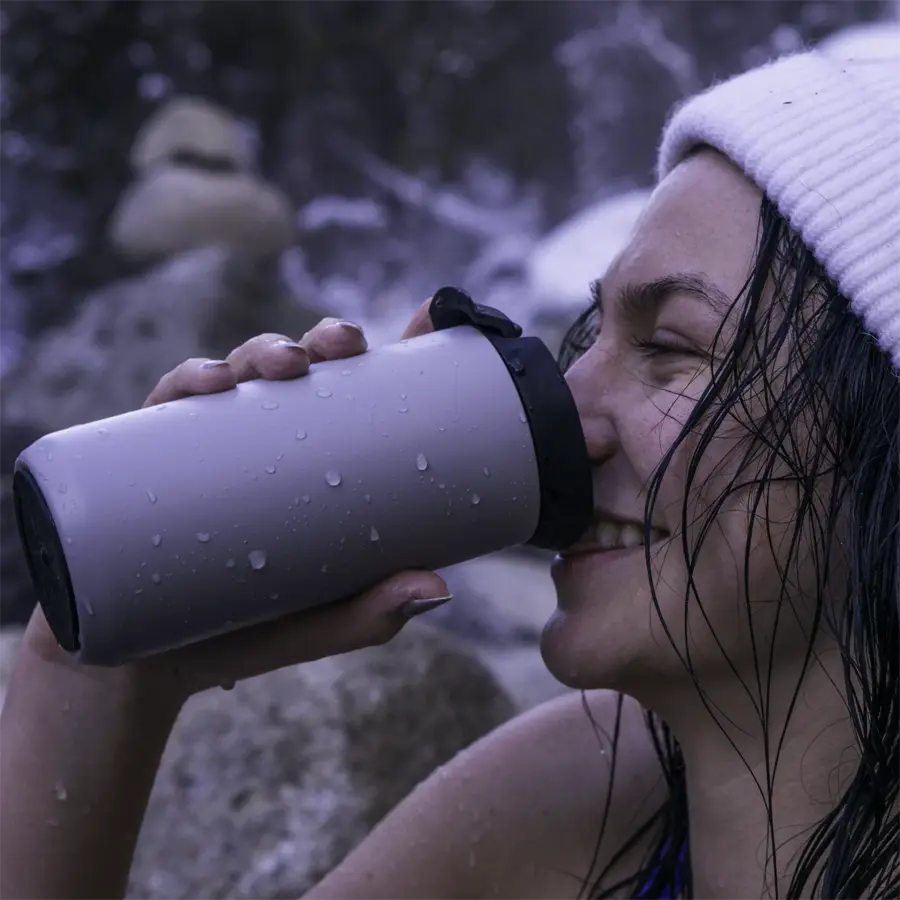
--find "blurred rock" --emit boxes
[0,246,329,434]
[0,422,47,626]
[131,96,257,175]
[109,165,296,262]
[129,622,515,899]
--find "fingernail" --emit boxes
[200,359,230,369]
[329,320,364,335]
[273,339,306,352]
[399,594,453,619]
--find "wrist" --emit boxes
[22,605,188,716]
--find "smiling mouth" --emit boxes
[558,520,669,559]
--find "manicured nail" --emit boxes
[328,320,364,335]
[399,594,453,619]
[273,339,306,352]
[200,359,230,369]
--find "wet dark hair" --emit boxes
[557,194,899,899]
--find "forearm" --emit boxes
[0,616,183,899]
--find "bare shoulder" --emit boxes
[305,689,666,900]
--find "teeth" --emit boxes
[591,520,665,550]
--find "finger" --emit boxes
[172,571,450,693]
[400,297,436,340]
[224,333,311,383]
[142,357,238,408]
[298,318,368,364]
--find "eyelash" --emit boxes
[628,337,689,358]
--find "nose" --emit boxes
[565,344,619,466]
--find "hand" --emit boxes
[25,305,448,704]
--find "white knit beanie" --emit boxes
[657,43,900,373]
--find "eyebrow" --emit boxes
[598,273,735,322]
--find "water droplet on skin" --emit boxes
[225,558,236,569]
[58,483,67,494]
[295,430,307,440]
[54,780,68,801]
[196,532,210,543]
[483,467,490,477]
[370,526,380,541]
[156,404,167,411]
[151,573,162,584]
[265,465,276,474]
[416,453,429,471]
[519,411,527,423]
[471,493,481,506]
[147,490,158,504]
[341,369,352,376]
[261,400,280,410]
[316,388,333,399]
[189,412,198,420]
[325,470,342,487]
[249,550,267,570]
[398,406,408,413]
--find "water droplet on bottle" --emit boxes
[65,537,73,545]
[248,550,267,570]
[398,406,408,413]
[416,453,429,471]
[225,558,236,569]
[364,494,372,503]
[341,369,352,376]
[321,564,328,573]
[196,532,210,543]
[302,494,311,504]
[471,493,481,506]
[188,412,198,420]
[261,400,280,410]
[156,403,167,411]
[54,780,68,801]
[85,600,94,616]
[276,453,284,461]
[519,411,527,423]
[438,482,446,490]
[316,388,333,399]
[269,592,280,601]
[483,467,490,477]
[151,572,162,584]
[147,490,157,504]
[58,482,68,494]
[265,465,276,474]
[325,470,342,487]
[370,526,380,541]
[295,430,307,440]
[97,427,110,436]
[135,588,143,595]
[400,393,407,400]
[438,426,446,432]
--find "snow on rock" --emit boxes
[527,188,651,311]
[817,21,900,58]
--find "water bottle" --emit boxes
[13,288,592,665]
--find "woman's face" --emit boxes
[541,150,821,693]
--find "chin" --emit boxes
[539,544,683,692]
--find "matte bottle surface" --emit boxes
[17,327,541,664]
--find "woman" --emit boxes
[1,47,897,899]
